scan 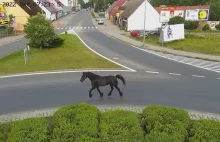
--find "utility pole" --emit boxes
[143,0,147,47]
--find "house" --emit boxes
[35,0,59,21]
[3,0,42,32]
[119,0,161,31]
[105,1,117,19]
[60,0,73,14]
[109,0,127,24]
[155,5,210,22]
[50,0,64,19]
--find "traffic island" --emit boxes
[0,34,120,75]
[0,103,220,141]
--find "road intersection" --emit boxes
[0,10,220,115]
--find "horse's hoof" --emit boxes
[89,94,92,98]
[108,93,111,96]
[100,93,104,97]
[120,93,123,96]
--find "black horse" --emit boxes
[80,72,126,98]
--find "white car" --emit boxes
[98,19,104,25]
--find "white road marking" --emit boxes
[131,45,220,74]
[146,71,159,74]
[192,75,205,78]
[72,30,136,72]
[0,70,133,79]
[217,78,220,79]
[169,73,181,76]
[61,27,63,29]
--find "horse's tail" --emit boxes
[116,74,126,86]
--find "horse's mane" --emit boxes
[87,72,100,77]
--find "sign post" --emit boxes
[23,48,27,65]
[56,22,61,34]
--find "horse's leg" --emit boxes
[108,84,114,96]
[114,85,123,96]
[89,86,96,98]
[96,86,104,97]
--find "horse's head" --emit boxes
[80,72,88,82]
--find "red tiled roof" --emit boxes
[109,0,127,15]
[155,5,210,12]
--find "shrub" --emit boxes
[24,13,56,49]
[202,24,211,31]
[145,133,181,142]
[7,118,49,142]
[0,125,4,142]
[215,24,220,30]
[184,21,199,30]
[51,103,100,142]
[100,110,144,142]
[168,16,185,25]
[188,119,220,141]
[91,12,95,18]
[141,106,190,141]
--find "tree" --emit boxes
[23,13,56,50]
[168,16,185,25]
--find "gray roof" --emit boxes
[39,0,59,14]
[120,0,144,19]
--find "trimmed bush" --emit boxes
[184,21,199,30]
[100,110,144,142]
[145,133,181,142]
[51,103,100,142]
[141,106,190,141]
[215,24,220,30]
[168,16,185,25]
[188,119,220,141]
[202,24,211,31]
[7,118,49,142]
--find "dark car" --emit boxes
[146,28,161,36]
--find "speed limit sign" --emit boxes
[161,23,167,29]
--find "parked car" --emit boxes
[98,19,104,25]
[146,28,161,36]
[130,30,148,37]
[95,17,100,21]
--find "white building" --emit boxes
[120,0,161,31]
[33,0,58,21]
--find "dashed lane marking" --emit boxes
[169,73,182,76]
[146,71,159,74]
[192,75,205,78]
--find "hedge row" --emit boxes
[0,103,220,141]
[51,103,100,142]
[100,110,144,141]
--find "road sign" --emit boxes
[56,22,61,28]
[161,23,167,29]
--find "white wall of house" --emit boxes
[49,0,63,19]
[127,1,161,31]
[60,0,68,6]
[32,0,56,21]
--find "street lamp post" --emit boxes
[143,0,147,47]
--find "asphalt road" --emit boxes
[0,9,220,115]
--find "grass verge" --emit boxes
[0,34,120,75]
[131,34,220,56]
[91,11,95,18]
[0,103,220,141]
[99,13,105,18]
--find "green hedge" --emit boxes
[141,105,190,142]
[188,119,220,141]
[51,103,100,142]
[0,103,220,141]
[7,118,49,142]
[100,110,144,142]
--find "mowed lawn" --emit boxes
[0,34,120,75]
[134,34,220,56]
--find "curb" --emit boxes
[0,35,25,47]
[0,105,220,123]
[93,17,220,62]
[0,68,133,79]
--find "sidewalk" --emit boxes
[93,13,220,62]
